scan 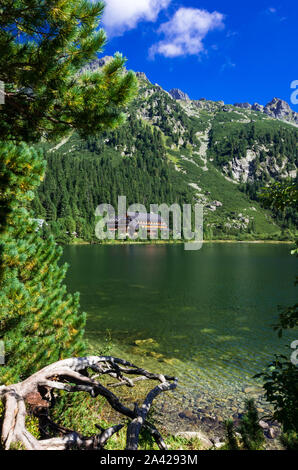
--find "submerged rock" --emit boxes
[146,350,164,359]
[134,338,158,347]
[243,386,262,394]
[178,409,198,422]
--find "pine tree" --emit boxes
[0,0,137,143]
[238,399,265,450]
[0,0,137,231]
[224,400,265,451]
[224,419,239,450]
[0,1,137,383]
[0,142,86,383]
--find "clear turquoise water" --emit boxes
[62,243,297,418]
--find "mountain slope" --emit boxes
[32,64,298,242]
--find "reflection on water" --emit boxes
[62,243,297,420]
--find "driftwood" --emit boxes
[0,356,177,450]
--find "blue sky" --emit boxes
[99,1,298,107]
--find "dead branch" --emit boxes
[0,356,177,450]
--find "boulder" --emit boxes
[175,431,213,449]
[215,442,225,449]
[213,200,223,207]
[259,420,269,430]
[265,426,278,439]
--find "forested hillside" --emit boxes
[33,119,193,242]
[32,64,298,243]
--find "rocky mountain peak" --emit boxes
[136,71,150,82]
[80,56,113,73]
[169,88,190,101]
[234,97,297,124]
[234,102,252,110]
[252,103,264,112]
[264,97,294,120]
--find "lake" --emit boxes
[62,243,297,430]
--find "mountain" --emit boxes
[169,88,190,101]
[79,55,113,73]
[234,97,298,125]
[264,98,298,124]
[32,63,298,243]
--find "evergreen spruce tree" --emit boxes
[224,419,239,450]
[224,400,265,450]
[238,399,265,450]
[0,0,137,383]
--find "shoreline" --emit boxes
[67,239,294,246]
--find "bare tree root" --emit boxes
[0,356,177,450]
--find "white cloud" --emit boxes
[264,7,286,22]
[220,58,236,73]
[102,0,171,36]
[149,7,225,58]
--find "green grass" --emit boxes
[167,147,281,237]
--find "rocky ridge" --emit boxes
[83,58,297,126]
[50,58,297,239]
[168,88,190,101]
[234,97,298,125]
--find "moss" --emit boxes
[25,413,40,440]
